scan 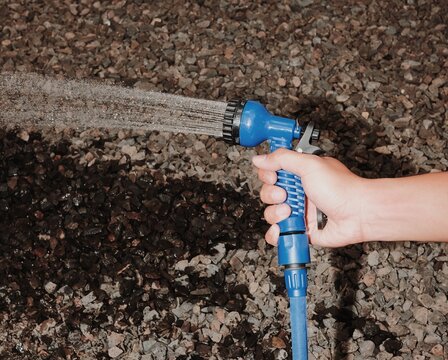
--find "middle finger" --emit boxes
[260,184,287,204]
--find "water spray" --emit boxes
[222,99,322,360]
[1,73,323,357]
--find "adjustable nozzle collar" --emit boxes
[223,99,246,145]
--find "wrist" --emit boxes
[360,178,410,242]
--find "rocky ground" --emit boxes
[0,1,447,359]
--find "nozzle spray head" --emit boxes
[223,100,301,148]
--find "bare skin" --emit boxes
[252,149,448,248]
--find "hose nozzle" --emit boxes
[222,99,301,148]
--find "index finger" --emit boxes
[252,148,320,176]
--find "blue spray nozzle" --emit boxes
[223,99,315,359]
[223,100,301,148]
[223,99,311,267]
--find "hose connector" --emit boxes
[284,265,308,298]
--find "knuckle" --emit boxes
[272,148,289,160]
[322,156,337,165]
[275,148,289,156]
[258,169,270,182]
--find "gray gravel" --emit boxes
[1,0,447,359]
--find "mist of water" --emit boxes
[0,73,227,137]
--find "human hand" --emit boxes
[252,149,368,248]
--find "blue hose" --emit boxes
[290,296,308,360]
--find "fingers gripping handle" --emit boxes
[270,141,311,266]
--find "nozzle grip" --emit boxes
[270,141,310,266]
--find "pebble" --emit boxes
[277,78,287,87]
[412,307,428,324]
[367,251,380,266]
[81,292,96,306]
[345,340,358,353]
[44,281,57,294]
[401,60,421,70]
[108,347,123,358]
[366,81,381,91]
[108,332,125,348]
[359,340,375,357]
[143,307,159,322]
[424,333,441,344]
[336,94,350,103]
[229,255,244,272]
[142,339,166,357]
[292,76,302,87]
[417,294,434,308]
[18,130,29,142]
[214,308,225,324]
[362,271,376,287]
[374,146,391,155]
[352,329,363,340]
[271,336,286,349]
[430,344,444,356]
[203,328,222,343]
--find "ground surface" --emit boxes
[1,1,448,359]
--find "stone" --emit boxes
[108,346,123,358]
[362,271,376,287]
[336,94,350,103]
[408,323,425,342]
[143,307,159,322]
[203,328,222,343]
[44,281,57,294]
[367,251,380,266]
[277,78,287,87]
[18,130,29,142]
[229,255,244,272]
[271,336,286,349]
[417,294,434,308]
[352,329,363,340]
[401,60,421,70]
[430,344,444,356]
[429,76,447,94]
[142,338,167,357]
[292,76,302,87]
[345,340,358,353]
[359,340,375,357]
[412,307,428,324]
[424,333,441,344]
[81,292,96,306]
[366,81,381,91]
[374,146,391,155]
[108,332,125,348]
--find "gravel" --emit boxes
[1,1,447,359]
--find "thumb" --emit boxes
[252,148,320,177]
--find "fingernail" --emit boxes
[252,155,267,165]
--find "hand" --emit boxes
[252,149,368,248]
